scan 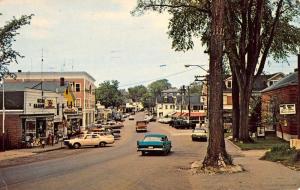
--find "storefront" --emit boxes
[64,108,83,135]
[20,113,54,142]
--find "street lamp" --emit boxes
[184,64,208,73]
[185,64,209,124]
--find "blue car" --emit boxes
[137,134,172,156]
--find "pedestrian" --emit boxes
[40,138,45,148]
[51,133,54,146]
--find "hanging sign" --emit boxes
[279,104,296,115]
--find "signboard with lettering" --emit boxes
[34,98,56,109]
[279,104,296,115]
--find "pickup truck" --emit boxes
[137,134,172,156]
[136,121,148,132]
[172,119,196,129]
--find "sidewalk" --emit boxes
[0,143,65,161]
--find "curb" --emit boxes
[225,138,242,151]
[32,147,65,154]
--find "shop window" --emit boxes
[75,83,80,92]
[165,105,168,109]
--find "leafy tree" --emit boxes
[128,85,148,102]
[132,0,300,143]
[141,92,156,109]
[0,14,33,79]
[189,82,202,94]
[148,79,171,97]
[95,80,124,108]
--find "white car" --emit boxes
[129,115,134,120]
[64,133,114,149]
[158,117,172,124]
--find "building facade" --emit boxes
[7,71,96,129]
[261,71,299,141]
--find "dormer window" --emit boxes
[227,80,232,88]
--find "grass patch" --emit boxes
[261,144,300,170]
[233,136,288,150]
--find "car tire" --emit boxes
[99,142,106,147]
[163,150,168,156]
[141,151,146,156]
[73,143,81,149]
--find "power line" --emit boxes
[119,68,196,88]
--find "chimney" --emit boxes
[60,77,65,86]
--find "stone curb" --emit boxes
[32,146,65,154]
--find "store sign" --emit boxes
[45,98,56,109]
[279,104,296,115]
[33,98,56,109]
[64,108,78,114]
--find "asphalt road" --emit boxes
[0,112,207,190]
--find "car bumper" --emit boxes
[137,147,164,151]
[192,135,207,139]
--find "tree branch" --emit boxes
[255,0,284,79]
[144,3,210,14]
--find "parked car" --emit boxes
[136,121,148,132]
[191,128,208,141]
[158,117,172,124]
[173,119,196,129]
[137,134,172,156]
[129,115,135,120]
[64,133,114,149]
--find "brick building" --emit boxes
[261,71,299,140]
[7,71,96,129]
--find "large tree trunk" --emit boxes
[232,73,239,141]
[202,0,231,168]
[238,87,253,143]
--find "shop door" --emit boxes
[37,119,46,138]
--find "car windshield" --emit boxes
[144,136,163,142]
[195,129,207,133]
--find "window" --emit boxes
[223,96,228,104]
[227,81,232,88]
[85,135,92,139]
[92,135,99,138]
[76,98,81,107]
[165,105,168,109]
[75,83,80,92]
[57,103,60,115]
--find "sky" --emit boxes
[0,0,298,89]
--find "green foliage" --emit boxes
[148,79,171,97]
[189,82,202,94]
[95,80,124,108]
[262,144,300,163]
[0,14,33,79]
[141,92,156,108]
[128,85,148,102]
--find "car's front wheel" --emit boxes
[141,151,146,156]
[73,143,81,149]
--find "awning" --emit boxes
[190,112,206,117]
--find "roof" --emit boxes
[14,71,96,82]
[176,94,203,105]
[0,81,68,93]
[161,88,179,93]
[262,72,298,93]
[156,96,176,104]
[223,72,285,92]
[144,133,167,138]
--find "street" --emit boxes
[0,112,205,190]
[0,112,300,190]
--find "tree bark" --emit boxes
[202,0,231,168]
[238,87,253,143]
[232,73,239,141]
